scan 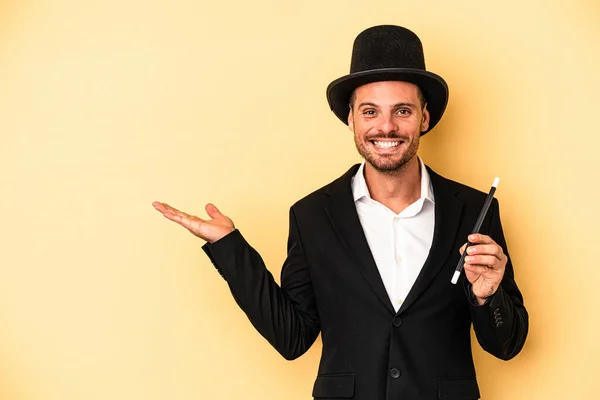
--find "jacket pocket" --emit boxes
[438,377,480,399]
[312,373,355,398]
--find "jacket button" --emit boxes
[390,368,401,379]
[496,321,504,327]
[392,316,403,327]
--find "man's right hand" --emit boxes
[152,201,235,243]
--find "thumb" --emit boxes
[459,242,467,255]
[205,203,224,219]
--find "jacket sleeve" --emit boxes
[201,206,321,360]
[465,198,529,360]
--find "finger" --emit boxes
[463,264,490,275]
[205,203,224,219]
[466,244,505,260]
[162,204,197,222]
[153,201,183,216]
[468,234,495,244]
[464,255,501,269]
[459,242,468,255]
[162,209,205,230]
[177,209,196,220]
[152,201,168,213]
[161,209,188,225]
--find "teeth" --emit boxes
[373,141,400,148]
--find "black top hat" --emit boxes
[326,25,448,135]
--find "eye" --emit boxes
[396,108,411,116]
[362,109,377,116]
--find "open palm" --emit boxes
[152,201,235,243]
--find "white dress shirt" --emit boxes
[351,157,435,312]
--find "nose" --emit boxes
[377,112,399,135]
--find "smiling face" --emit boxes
[348,81,430,174]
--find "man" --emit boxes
[153,25,528,399]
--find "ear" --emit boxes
[348,109,355,131]
[420,103,430,133]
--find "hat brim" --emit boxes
[326,68,448,135]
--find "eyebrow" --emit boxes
[357,102,417,109]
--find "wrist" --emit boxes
[470,285,491,306]
[475,295,488,306]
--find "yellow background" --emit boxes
[1,0,598,399]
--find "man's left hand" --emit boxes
[459,234,507,305]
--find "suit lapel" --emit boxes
[325,165,396,315]
[323,164,465,316]
[398,167,464,314]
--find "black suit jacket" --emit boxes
[203,164,528,400]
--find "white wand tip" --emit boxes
[492,177,500,188]
[451,270,460,285]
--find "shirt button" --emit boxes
[395,255,402,263]
[393,217,400,224]
[390,368,401,379]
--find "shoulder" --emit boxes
[427,165,498,206]
[290,164,360,213]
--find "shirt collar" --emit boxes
[351,156,435,204]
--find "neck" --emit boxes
[363,155,422,214]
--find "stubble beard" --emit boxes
[354,133,420,176]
